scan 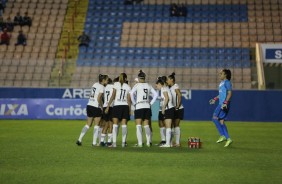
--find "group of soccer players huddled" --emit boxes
[76,68,233,148]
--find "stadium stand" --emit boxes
[0,0,68,87]
[1,0,282,89]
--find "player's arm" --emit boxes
[105,88,116,113]
[175,88,182,109]
[97,92,104,111]
[209,95,219,105]
[221,91,232,110]
[127,93,131,113]
[150,87,158,106]
[162,91,169,114]
[225,90,232,102]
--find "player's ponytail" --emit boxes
[223,69,232,80]
[168,72,176,82]
[157,76,167,85]
[138,70,146,79]
[119,73,127,86]
[156,78,165,86]
[99,74,108,83]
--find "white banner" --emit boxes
[260,43,282,63]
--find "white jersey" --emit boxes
[103,84,114,107]
[113,82,131,106]
[170,83,184,109]
[160,86,174,109]
[87,82,104,108]
[130,83,158,110]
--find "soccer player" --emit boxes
[76,74,108,146]
[156,76,168,146]
[167,72,184,147]
[106,73,131,147]
[209,69,233,147]
[156,78,175,147]
[130,70,158,147]
[100,78,114,147]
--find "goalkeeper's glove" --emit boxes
[221,101,228,111]
[209,97,218,105]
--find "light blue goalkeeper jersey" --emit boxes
[218,79,232,105]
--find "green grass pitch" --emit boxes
[0,120,282,184]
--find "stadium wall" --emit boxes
[0,88,282,122]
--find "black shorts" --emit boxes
[112,105,130,120]
[174,108,184,120]
[158,111,164,121]
[102,107,112,122]
[164,108,175,120]
[87,105,102,118]
[135,108,151,120]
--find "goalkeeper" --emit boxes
[209,69,233,147]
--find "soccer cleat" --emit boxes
[133,144,143,148]
[108,143,117,148]
[107,142,112,147]
[155,141,166,146]
[122,142,127,148]
[76,140,82,146]
[146,143,152,147]
[172,143,181,147]
[224,138,233,147]
[216,136,227,143]
[159,144,171,148]
[100,142,106,147]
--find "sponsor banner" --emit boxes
[1,90,282,122]
[261,44,282,63]
[0,98,160,120]
[0,99,88,119]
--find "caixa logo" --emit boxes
[0,104,28,116]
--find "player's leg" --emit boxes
[100,120,108,146]
[144,119,151,147]
[212,105,226,143]
[173,118,181,147]
[111,118,119,147]
[107,120,113,146]
[148,119,153,145]
[92,116,101,146]
[121,118,128,147]
[160,118,172,147]
[158,111,166,145]
[98,119,104,144]
[135,118,143,147]
[218,107,232,147]
[174,108,184,147]
[76,116,94,145]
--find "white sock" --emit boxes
[78,125,89,142]
[175,127,181,144]
[112,124,118,144]
[107,133,112,143]
[98,127,103,142]
[144,125,151,145]
[166,128,172,146]
[160,127,166,141]
[93,125,99,145]
[100,133,106,143]
[136,125,142,146]
[122,125,127,144]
